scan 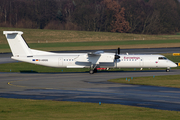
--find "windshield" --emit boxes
[158,57,167,60]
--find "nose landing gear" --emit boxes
[166,67,170,72]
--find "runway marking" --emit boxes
[8,80,27,88]
[7,80,60,90]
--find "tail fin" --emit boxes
[3,31,32,57]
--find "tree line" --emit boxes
[0,0,180,34]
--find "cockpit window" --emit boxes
[158,57,167,60]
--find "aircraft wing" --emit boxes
[75,51,114,63]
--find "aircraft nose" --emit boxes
[175,63,179,67]
[170,62,178,68]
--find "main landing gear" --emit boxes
[89,64,97,74]
[89,69,97,74]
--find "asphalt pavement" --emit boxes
[0,47,180,111]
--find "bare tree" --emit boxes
[103,0,130,33]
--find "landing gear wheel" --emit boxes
[89,70,94,74]
[93,69,97,73]
[166,69,170,72]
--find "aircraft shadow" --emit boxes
[98,70,167,73]
[18,69,168,74]
[20,70,38,73]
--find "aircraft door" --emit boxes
[139,58,144,66]
[58,58,63,66]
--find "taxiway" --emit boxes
[0,48,180,111]
[0,70,180,111]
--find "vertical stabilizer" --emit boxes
[3,31,32,57]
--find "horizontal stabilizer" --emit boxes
[3,31,23,35]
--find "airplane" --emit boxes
[3,31,177,74]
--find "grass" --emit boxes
[2,43,180,53]
[108,75,180,88]
[28,39,180,48]
[162,53,180,63]
[2,39,180,50]
[0,62,90,73]
[1,27,179,44]
[1,27,180,52]
[0,98,180,120]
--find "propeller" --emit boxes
[115,48,120,59]
[114,48,120,67]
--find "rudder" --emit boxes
[3,31,32,57]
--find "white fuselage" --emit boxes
[12,52,177,69]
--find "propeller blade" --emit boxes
[114,47,120,59]
[118,48,120,54]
